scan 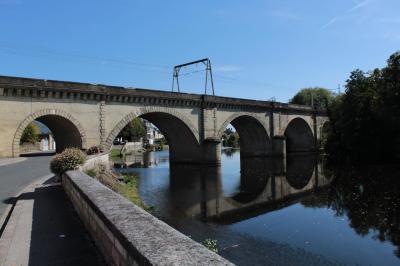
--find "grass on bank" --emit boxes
[85,165,153,212]
[109,148,122,159]
[118,174,154,212]
[85,169,97,177]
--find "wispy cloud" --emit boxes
[322,17,339,29]
[323,0,371,29]
[213,65,240,73]
[347,0,370,13]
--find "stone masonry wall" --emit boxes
[62,170,234,266]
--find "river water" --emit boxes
[111,149,400,266]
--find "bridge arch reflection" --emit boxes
[284,117,315,154]
[155,153,332,223]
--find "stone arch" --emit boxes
[13,109,87,157]
[217,113,271,157]
[284,117,315,154]
[105,107,202,164]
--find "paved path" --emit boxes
[0,157,26,167]
[0,177,104,265]
[0,155,52,218]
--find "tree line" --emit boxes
[290,51,400,163]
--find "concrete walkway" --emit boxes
[0,157,26,167]
[0,176,104,266]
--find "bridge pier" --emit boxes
[272,136,286,157]
[202,138,221,165]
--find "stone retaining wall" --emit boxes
[62,170,233,266]
[80,152,110,172]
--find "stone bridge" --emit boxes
[0,76,329,164]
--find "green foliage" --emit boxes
[20,122,40,144]
[50,148,86,175]
[290,87,335,109]
[326,51,400,163]
[119,174,154,211]
[202,239,218,253]
[117,118,146,142]
[85,169,97,177]
[227,132,239,147]
[222,127,240,148]
[109,148,122,159]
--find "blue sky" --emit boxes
[0,0,399,102]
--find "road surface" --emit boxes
[0,155,52,218]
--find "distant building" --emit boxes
[38,133,56,151]
[142,120,163,145]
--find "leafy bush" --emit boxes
[86,145,103,155]
[85,169,97,177]
[202,239,218,253]
[50,148,86,175]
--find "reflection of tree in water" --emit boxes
[302,167,400,258]
[221,148,239,157]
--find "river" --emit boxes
[111,149,400,266]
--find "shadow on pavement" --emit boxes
[20,151,56,157]
[28,181,104,266]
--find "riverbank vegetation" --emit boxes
[292,51,400,164]
[222,128,240,148]
[86,165,153,212]
[325,51,400,163]
[119,174,153,211]
[109,148,122,158]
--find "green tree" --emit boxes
[20,122,40,144]
[227,132,240,147]
[117,118,146,142]
[326,51,400,163]
[290,87,335,109]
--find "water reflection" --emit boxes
[302,166,400,258]
[112,151,169,168]
[114,150,331,224]
[111,151,400,265]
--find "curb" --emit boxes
[0,174,54,238]
[0,157,27,167]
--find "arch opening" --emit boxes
[221,115,271,158]
[16,114,84,156]
[140,112,201,163]
[284,118,315,154]
[109,112,201,164]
